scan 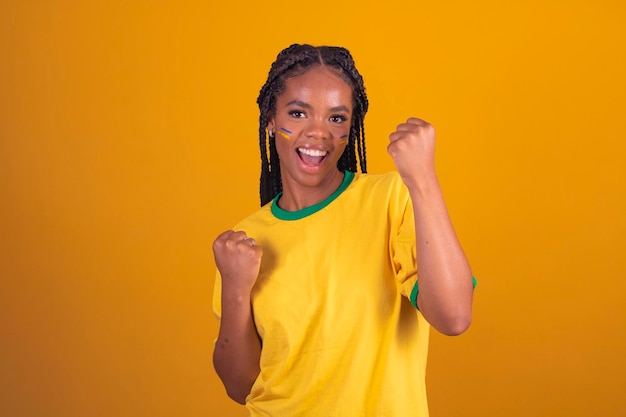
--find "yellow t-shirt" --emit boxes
[213,171,430,417]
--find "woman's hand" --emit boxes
[387,117,437,189]
[213,230,263,294]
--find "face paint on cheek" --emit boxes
[339,134,349,144]
[278,127,292,140]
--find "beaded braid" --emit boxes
[257,44,369,206]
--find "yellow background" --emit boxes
[1,1,624,416]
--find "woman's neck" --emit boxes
[278,169,345,212]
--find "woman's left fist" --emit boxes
[387,117,437,187]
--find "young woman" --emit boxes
[212,44,475,416]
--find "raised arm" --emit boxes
[212,230,263,403]
[388,118,474,335]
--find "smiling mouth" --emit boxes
[297,148,328,167]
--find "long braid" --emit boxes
[257,44,369,206]
[268,134,281,199]
[359,118,367,172]
[258,115,271,203]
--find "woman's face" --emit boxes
[267,66,353,191]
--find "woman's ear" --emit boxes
[266,116,275,135]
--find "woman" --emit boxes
[212,44,475,416]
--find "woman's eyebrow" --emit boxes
[285,100,349,113]
[285,100,311,108]
[329,105,350,113]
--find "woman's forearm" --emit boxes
[213,289,261,404]
[408,174,474,336]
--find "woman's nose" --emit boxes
[303,119,328,140]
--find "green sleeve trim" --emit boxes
[410,279,420,309]
[410,276,477,310]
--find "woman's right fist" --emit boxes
[212,230,263,293]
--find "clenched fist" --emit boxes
[213,230,263,294]
[387,117,437,188]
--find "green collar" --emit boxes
[271,171,355,221]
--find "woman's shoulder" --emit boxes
[350,171,411,212]
[353,170,406,191]
[231,203,275,230]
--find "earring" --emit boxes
[268,129,274,137]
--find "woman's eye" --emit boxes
[289,110,306,118]
[330,114,348,123]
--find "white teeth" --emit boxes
[298,148,327,157]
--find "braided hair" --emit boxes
[256,44,369,206]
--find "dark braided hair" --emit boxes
[257,44,369,206]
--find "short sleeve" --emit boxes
[390,190,418,301]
